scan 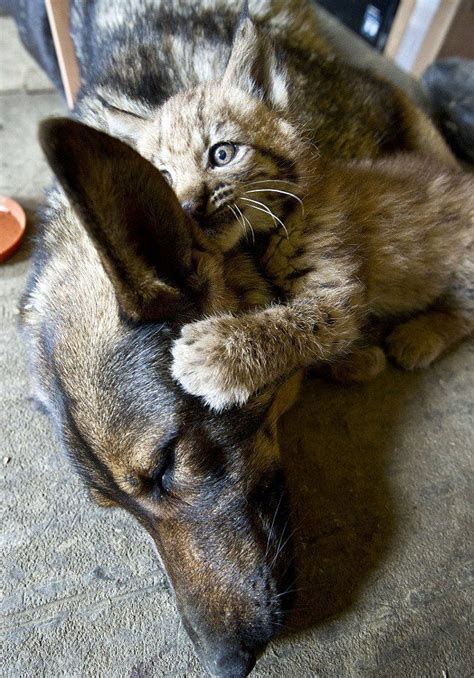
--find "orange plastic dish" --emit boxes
[0,197,26,262]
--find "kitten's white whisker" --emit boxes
[245,188,305,215]
[227,204,238,219]
[245,211,258,245]
[240,197,289,239]
[227,204,241,227]
[234,204,255,244]
[229,203,249,242]
[233,203,249,240]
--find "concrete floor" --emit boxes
[1,14,473,678]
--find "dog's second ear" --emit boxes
[39,117,196,322]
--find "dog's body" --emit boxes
[10,1,460,675]
[9,0,455,165]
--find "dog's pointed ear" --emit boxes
[39,118,196,322]
[223,16,288,111]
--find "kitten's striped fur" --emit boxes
[163,20,474,410]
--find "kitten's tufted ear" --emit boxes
[223,16,288,111]
[39,118,198,322]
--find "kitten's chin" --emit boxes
[201,205,279,252]
[201,207,276,252]
[207,221,244,252]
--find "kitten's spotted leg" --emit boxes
[387,308,473,369]
[172,287,363,410]
[387,266,474,369]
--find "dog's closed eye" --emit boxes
[148,435,177,500]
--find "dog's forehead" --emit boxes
[60,321,184,471]
[56,310,276,490]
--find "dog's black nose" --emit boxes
[211,646,257,677]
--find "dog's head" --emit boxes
[32,119,300,677]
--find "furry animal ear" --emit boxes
[223,16,288,110]
[39,118,196,322]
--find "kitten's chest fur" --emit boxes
[261,219,310,295]
[238,202,335,303]
[237,231,299,305]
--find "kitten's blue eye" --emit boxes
[209,142,236,167]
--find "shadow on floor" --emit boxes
[278,365,422,632]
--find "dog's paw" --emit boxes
[331,345,387,383]
[387,322,445,370]
[171,317,254,410]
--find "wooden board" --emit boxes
[411,0,462,77]
[384,0,417,61]
[45,0,80,108]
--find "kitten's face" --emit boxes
[135,84,307,251]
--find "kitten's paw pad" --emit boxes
[171,319,253,410]
[387,324,445,370]
[331,346,386,382]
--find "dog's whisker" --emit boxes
[273,587,304,599]
[269,522,296,570]
[265,492,285,560]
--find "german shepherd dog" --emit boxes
[23,118,302,677]
[10,0,457,675]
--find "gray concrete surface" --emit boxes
[0,17,55,95]
[1,13,473,678]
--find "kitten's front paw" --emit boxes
[171,318,254,410]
